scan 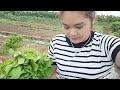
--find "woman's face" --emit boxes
[60,11,92,44]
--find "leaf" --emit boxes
[8,48,15,55]
[46,60,52,67]
[7,66,22,79]
[24,52,34,60]
[14,51,23,58]
[36,55,41,61]
[24,65,32,72]
[17,57,25,65]
[12,60,19,67]
[19,73,29,79]
[5,64,14,75]
[23,60,29,65]
[0,72,5,79]
[31,62,38,72]
[1,60,13,67]
[0,61,8,69]
[44,68,51,78]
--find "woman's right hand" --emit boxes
[50,73,57,79]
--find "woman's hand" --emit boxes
[0,56,4,64]
[50,73,57,79]
[50,65,57,79]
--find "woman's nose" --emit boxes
[69,29,77,36]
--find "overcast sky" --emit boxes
[97,11,120,16]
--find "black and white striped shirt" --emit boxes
[47,31,120,79]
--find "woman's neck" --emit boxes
[66,31,94,48]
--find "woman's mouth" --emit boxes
[70,38,78,41]
[71,37,78,40]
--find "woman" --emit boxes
[47,11,120,79]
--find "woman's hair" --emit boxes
[57,11,96,22]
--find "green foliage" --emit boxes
[114,31,120,38]
[0,12,60,26]
[0,11,57,19]
[0,48,52,79]
[110,21,120,32]
[97,15,120,23]
[1,34,23,54]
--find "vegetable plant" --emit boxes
[0,48,52,79]
[1,34,23,54]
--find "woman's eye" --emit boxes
[64,27,70,29]
[76,26,83,29]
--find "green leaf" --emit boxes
[7,66,22,79]
[19,73,29,79]
[31,62,38,71]
[14,51,23,58]
[1,60,13,67]
[5,64,14,75]
[24,65,32,72]
[8,48,15,55]
[0,72,5,79]
[46,60,52,67]
[17,57,25,65]
[11,59,19,67]
[23,59,29,65]
[0,60,12,70]
[36,55,41,61]
[24,52,34,60]
[44,68,51,78]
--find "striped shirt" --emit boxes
[47,31,120,79]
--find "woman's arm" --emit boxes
[50,65,57,79]
[115,51,120,67]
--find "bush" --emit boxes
[1,34,23,54]
[0,11,57,19]
[114,31,120,38]
[110,21,120,32]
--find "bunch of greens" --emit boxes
[0,48,52,79]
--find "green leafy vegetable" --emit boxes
[0,48,52,79]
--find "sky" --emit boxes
[50,11,120,16]
[97,11,120,16]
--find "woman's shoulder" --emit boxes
[94,31,119,38]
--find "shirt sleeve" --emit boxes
[105,36,120,62]
[47,38,57,65]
